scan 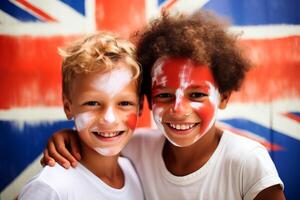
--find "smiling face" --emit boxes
[151,57,228,147]
[64,64,139,156]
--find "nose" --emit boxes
[170,97,192,118]
[99,106,118,125]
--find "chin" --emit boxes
[163,133,197,147]
[94,146,123,157]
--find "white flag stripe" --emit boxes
[169,0,209,15]
[0,10,20,24]
[0,22,94,36]
[0,107,66,121]
[230,25,300,39]
[218,99,300,140]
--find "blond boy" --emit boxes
[19,32,144,200]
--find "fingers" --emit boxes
[41,149,56,167]
[47,138,71,169]
[69,133,81,166]
[52,129,81,168]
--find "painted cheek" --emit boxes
[126,113,137,130]
[192,102,216,134]
[152,104,165,130]
[75,112,96,133]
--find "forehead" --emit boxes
[151,57,216,87]
[70,66,137,95]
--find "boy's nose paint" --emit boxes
[126,113,137,130]
[171,97,190,115]
[104,106,116,123]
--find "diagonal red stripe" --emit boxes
[163,0,177,10]
[15,0,57,22]
[283,113,300,123]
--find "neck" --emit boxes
[80,142,124,189]
[163,126,222,176]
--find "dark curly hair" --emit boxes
[135,10,251,108]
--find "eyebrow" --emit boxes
[152,85,168,89]
[187,84,210,89]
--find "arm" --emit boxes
[41,129,81,168]
[242,146,285,200]
[254,184,285,200]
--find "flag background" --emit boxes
[1,0,299,199]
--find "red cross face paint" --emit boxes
[151,57,220,147]
[65,64,139,156]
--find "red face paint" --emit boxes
[126,113,138,131]
[151,57,220,147]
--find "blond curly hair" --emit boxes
[60,32,141,98]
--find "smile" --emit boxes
[92,131,124,138]
[166,123,198,131]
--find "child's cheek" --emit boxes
[191,102,216,134]
[74,111,97,133]
[125,113,138,131]
[152,103,165,130]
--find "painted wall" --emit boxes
[0,0,299,199]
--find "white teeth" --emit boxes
[94,131,121,138]
[168,123,196,130]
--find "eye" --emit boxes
[154,93,173,99]
[119,101,134,106]
[82,101,100,106]
[189,92,208,99]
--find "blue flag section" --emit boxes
[1,0,299,199]
[0,121,74,192]
[203,0,300,25]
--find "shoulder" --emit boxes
[221,131,283,200]
[126,128,164,148]
[222,130,267,159]
[122,128,164,159]
[19,166,67,199]
[118,157,144,195]
[20,164,86,199]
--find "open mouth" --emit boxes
[166,123,199,131]
[91,131,125,139]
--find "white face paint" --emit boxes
[151,57,222,147]
[68,67,137,157]
[75,112,96,132]
[174,62,191,110]
[104,106,116,123]
[92,68,132,97]
[94,146,122,156]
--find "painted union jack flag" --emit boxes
[0,0,299,199]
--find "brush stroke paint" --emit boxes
[92,68,132,97]
[151,57,220,147]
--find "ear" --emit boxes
[63,95,73,120]
[219,91,231,109]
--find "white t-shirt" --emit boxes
[123,128,283,200]
[19,157,144,200]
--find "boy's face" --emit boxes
[151,57,228,147]
[64,64,139,156]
